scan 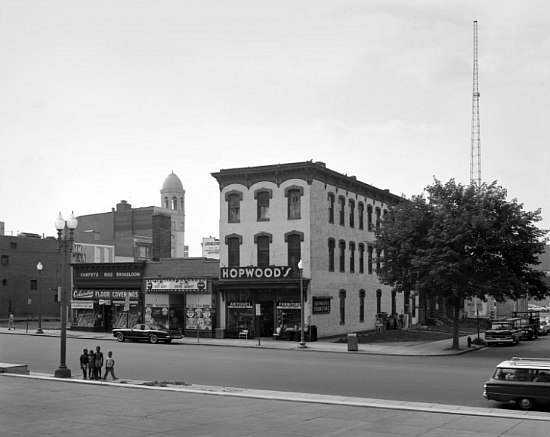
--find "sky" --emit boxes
[1,0,548,257]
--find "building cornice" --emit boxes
[211,160,402,205]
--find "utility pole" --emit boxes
[470,20,481,186]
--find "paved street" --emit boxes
[2,325,550,436]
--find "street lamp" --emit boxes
[298,259,307,349]
[54,211,78,378]
[36,262,43,334]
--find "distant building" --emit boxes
[201,237,220,259]
[74,172,186,261]
[0,235,60,319]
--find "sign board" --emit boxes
[146,278,208,293]
[220,266,292,280]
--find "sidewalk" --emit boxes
[2,374,549,437]
[0,324,485,356]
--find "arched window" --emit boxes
[225,190,243,223]
[376,289,382,315]
[349,242,355,273]
[285,185,303,219]
[285,231,303,276]
[358,202,364,230]
[172,197,177,210]
[225,234,242,267]
[349,199,355,228]
[339,290,346,325]
[254,188,272,221]
[328,238,335,272]
[339,240,346,272]
[368,245,373,274]
[328,193,335,223]
[164,197,169,209]
[359,290,366,322]
[367,204,373,230]
[358,243,365,274]
[254,233,272,267]
[338,196,345,226]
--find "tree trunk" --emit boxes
[451,297,461,350]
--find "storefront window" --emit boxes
[186,294,213,332]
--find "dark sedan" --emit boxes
[112,324,183,344]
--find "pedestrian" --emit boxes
[79,349,89,380]
[87,348,95,380]
[8,312,14,330]
[103,351,117,380]
[94,346,104,380]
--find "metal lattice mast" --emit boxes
[470,21,481,186]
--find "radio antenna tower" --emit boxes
[470,20,481,186]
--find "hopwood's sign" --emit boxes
[220,266,293,280]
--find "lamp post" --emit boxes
[298,259,307,349]
[54,212,78,378]
[36,262,43,334]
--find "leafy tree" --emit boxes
[376,179,548,349]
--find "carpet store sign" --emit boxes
[221,266,292,280]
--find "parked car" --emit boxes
[484,320,522,345]
[510,318,538,341]
[112,323,182,344]
[539,320,550,336]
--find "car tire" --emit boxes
[517,397,535,410]
[117,333,125,342]
[149,334,158,344]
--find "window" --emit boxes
[172,197,178,210]
[226,234,242,267]
[367,204,373,230]
[339,197,345,226]
[391,290,397,316]
[286,232,302,275]
[328,239,335,271]
[358,202,364,230]
[349,200,355,228]
[367,245,373,274]
[359,290,365,322]
[328,193,335,223]
[30,280,37,290]
[376,289,382,315]
[349,242,355,273]
[358,243,365,273]
[10,241,17,249]
[164,197,169,208]
[375,207,382,229]
[286,186,303,220]
[339,290,346,324]
[1,255,8,266]
[255,189,272,221]
[339,240,346,272]
[226,192,242,223]
[2,279,6,286]
[255,234,271,267]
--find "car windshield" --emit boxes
[491,323,511,330]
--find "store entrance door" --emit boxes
[259,301,274,337]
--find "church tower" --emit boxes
[160,172,186,257]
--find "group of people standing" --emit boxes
[79,346,116,380]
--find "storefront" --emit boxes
[218,266,311,339]
[72,263,145,331]
[144,277,215,337]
